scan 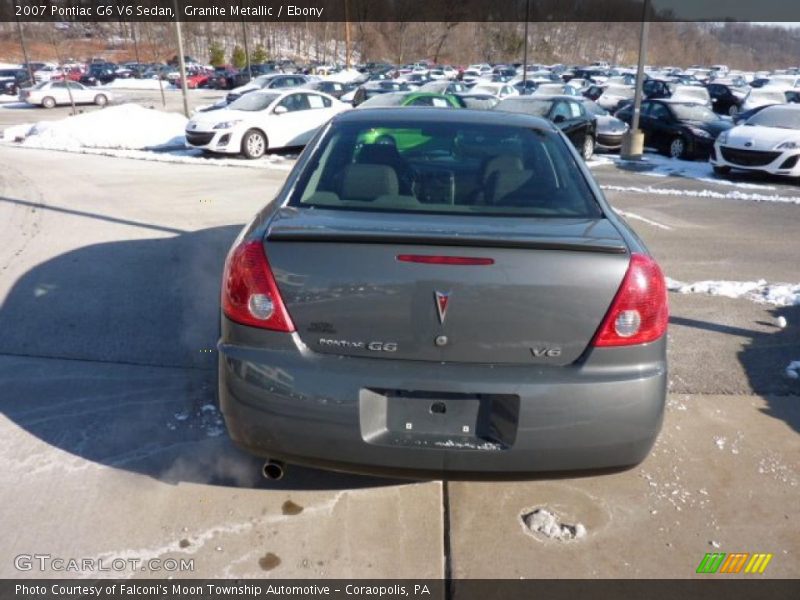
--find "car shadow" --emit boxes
[670,305,800,435]
[0,216,403,491]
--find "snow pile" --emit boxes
[786,361,800,380]
[667,278,800,306]
[4,104,187,150]
[602,184,800,205]
[101,78,175,91]
[666,277,800,307]
[521,508,587,541]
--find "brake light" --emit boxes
[221,240,295,331]
[397,254,494,266]
[592,253,668,347]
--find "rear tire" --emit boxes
[94,94,108,106]
[581,135,595,160]
[42,96,56,109]
[241,129,267,159]
[668,136,688,159]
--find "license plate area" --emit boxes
[359,389,519,450]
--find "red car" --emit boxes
[177,68,213,89]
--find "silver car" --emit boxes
[218,108,668,479]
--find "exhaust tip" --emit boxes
[262,460,285,481]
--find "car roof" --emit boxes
[334,106,555,130]
[511,94,576,101]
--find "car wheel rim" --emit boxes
[248,135,264,157]
[728,106,738,116]
[670,139,684,158]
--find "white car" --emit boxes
[596,84,634,111]
[741,88,788,113]
[226,73,311,103]
[670,85,712,107]
[32,64,61,82]
[19,81,112,108]
[469,82,518,99]
[711,104,800,178]
[185,89,348,159]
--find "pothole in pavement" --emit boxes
[520,507,587,542]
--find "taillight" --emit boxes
[221,240,295,332]
[591,253,668,347]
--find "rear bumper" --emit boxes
[218,320,667,478]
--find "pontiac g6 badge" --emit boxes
[435,291,451,324]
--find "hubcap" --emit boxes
[584,138,593,158]
[670,139,684,158]
[247,134,264,156]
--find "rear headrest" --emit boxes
[341,164,399,201]
[356,143,402,166]
[482,154,524,183]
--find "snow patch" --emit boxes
[520,508,587,542]
[666,277,800,307]
[2,103,187,150]
[602,184,800,205]
[611,154,777,190]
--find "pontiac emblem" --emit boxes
[434,291,451,324]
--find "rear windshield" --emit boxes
[289,120,602,218]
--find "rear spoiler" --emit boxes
[266,230,628,254]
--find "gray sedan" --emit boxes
[218,108,668,479]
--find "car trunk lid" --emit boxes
[264,208,630,366]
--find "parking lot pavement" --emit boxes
[0,144,797,579]
[448,392,800,578]
[0,146,443,578]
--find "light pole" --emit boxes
[172,0,190,118]
[521,0,530,92]
[621,0,650,160]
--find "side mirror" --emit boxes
[553,114,566,124]
[273,105,288,115]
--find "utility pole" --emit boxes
[621,0,650,160]
[344,0,351,70]
[521,0,530,92]
[172,0,190,117]
[132,22,141,67]
[14,11,34,83]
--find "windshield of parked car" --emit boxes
[227,92,281,111]
[745,106,800,129]
[747,90,786,105]
[290,120,602,218]
[495,98,552,117]
[581,101,608,116]
[670,103,718,121]
[32,81,50,90]
[357,93,407,108]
